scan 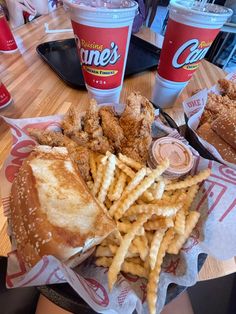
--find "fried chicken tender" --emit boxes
[83,99,103,138]
[66,140,91,182]
[28,128,91,181]
[62,105,83,135]
[121,118,152,164]
[62,105,89,146]
[119,92,155,164]
[88,136,114,155]
[218,79,236,100]
[28,128,67,147]
[99,106,124,149]
[61,100,113,154]
[120,92,154,138]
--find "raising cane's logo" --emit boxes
[71,22,129,89]
[172,39,212,71]
[77,37,121,77]
[78,38,120,68]
[158,19,219,82]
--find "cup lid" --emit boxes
[152,137,194,174]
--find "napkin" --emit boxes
[1,113,236,314]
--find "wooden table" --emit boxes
[0,7,235,282]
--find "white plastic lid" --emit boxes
[152,137,194,175]
[169,0,233,29]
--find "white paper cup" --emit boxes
[153,0,233,108]
[64,0,138,104]
[152,73,187,108]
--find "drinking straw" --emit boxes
[44,23,73,33]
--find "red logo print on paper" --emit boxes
[121,271,139,282]
[6,250,27,288]
[194,160,236,223]
[71,22,129,89]
[117,287,130,306]
[5,121,61,182]
[163,257,180,275]
[46,267,65,284]
[76,275,109,307]
[140,282,147,303]
[181,227,200,252]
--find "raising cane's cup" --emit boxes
[152,0,233,108]
[64,0,138,103]
[0,81,12,109]
[0,11,18,53]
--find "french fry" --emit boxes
[129,242,140,255]
[86,180,93,191]
[124,203,181,218]
[109,167,147,217]
[104,197,112,209]
[149,229,166,270]
[167,211,200,255]
[108,213,155,290]
[125,257,143,265]
[109,171,127,202]
[114,159,169,220]
[174,207,186,235]
[116,158,136,178]
[165,169,210,190]
[144,217,174,231]
[118,153,143,171]
[142,190,154,202]
[95,256,112,268]
[96,257,148,278]
[147,228,175,314]
[98,153,116,203]
[122,261,148,279]
[107,168,119,201]
[146,231,154,246]
[109,244,139,259]
[89,152,97,181]
[95,246,113,257]
[117,221,132,233]
[152,180,165,200]
[174,185,199,235]
[183,185,199,213]
[124,167,147,193]
[133,234,149,261]
[92,155,108,196]
[101,231,122,247]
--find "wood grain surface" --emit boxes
[0,6,235,282]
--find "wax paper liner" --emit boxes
[183,71,236,170]
[1,113,236,314]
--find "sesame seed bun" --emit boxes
[211,112,236,150]
[197,123,236,164]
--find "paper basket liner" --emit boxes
[1,113,236,314]
[183,71,236,170]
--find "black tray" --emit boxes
[36,35,160,89]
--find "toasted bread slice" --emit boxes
[11,145,115,268]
